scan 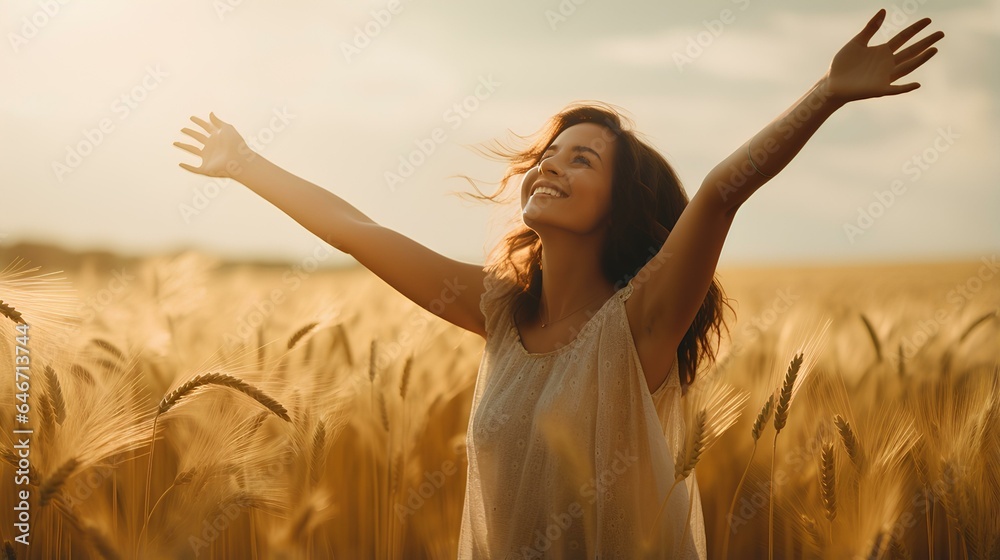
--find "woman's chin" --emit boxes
[521,205,548,227]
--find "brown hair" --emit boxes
[459,101,733,387]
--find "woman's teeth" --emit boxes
[532,186,566,198]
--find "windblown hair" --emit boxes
[460,101,734,387]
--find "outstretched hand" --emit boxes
[174,112,254,178]
[824,9,944,103]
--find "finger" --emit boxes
[178,162,200,173]
[209,112,225,128]
[882,82,921,96]
[180,127,209,144]
[886,17,932,51]
[891,47,938,81]
[173,141,202,156]
[190,115,217,134]
[893,30,944,63]
[855,9,886,45]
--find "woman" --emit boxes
[174,9,942,557]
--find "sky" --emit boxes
[2,0,997,268]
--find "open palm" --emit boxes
[826,9,944,103]
[174,112,253,178]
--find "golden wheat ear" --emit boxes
[287,321,320,350]
[43,364,67,424]
[773,352,805,433]
[752,393,775,442]
[858,313,882,362]
[399,354,414,399]
[676,381,749,480]
[0,299,22,323]
[90,337,127,361]
[820,442,837,521]
[158,372,291,422]
[39,457,80,507]
[311,419,328,488]
[834,414,864,471]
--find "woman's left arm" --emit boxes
[706,8,944,213]
[629,10,943,388]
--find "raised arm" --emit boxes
[704,9,943,212]
[174,113,488,337]
[627,9,943,388]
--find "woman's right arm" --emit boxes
[175,113,487,338]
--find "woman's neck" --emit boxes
[535,229,615,322]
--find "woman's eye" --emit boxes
[573,156,591,166]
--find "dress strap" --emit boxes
[616,279,636,302]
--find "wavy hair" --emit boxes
[459,101,733,387]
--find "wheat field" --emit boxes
[1,250,998,559]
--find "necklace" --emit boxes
[540,292,609,328]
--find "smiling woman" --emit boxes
[173,8,943,557]
[456,101,726,558]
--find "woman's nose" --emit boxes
[538,156,562,176]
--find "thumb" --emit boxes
[209,112,225,128]
[854,9,886,45]
[883,82,921,96]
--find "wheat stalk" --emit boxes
[43,364,67,424]
[0,299,22,324]
[288,502,316,543]
[40,457,79,506]
[69,363,95,385]
[650,381,747,549]
[820,442,837,522]
[84,524,122,560]
[39,393,55,445]
[399,355,413,399]
[311,420,327,488]
[722,392,775,559]
[675,410,706,481]
[248,411,269,436]
[256,323,266,368]
[377,392,390,432]
[799,514,823,549]
[95,358,119,373]
[174,468,196,486]
[773,352,804,433]
[390,453,402,497]
[752,393,775,442]
[958,309,997,343]
[939,459,968,551]
[333,322,354,366]
[770,351,805,560]
[369,339,379,383]
[859,313,882,362]
[91,338,126,361]
[834,414,864,471]
[288,321,319,350]
[158,372,291,422]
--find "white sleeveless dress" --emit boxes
[458,268,707,559]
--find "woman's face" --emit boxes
[520,122,616,236]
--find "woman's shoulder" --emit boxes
[480,266,520,332]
